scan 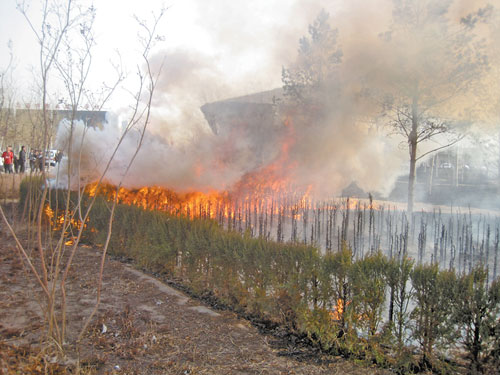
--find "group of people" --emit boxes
[1,146,60,174]
[1,146,26,174]
[28,149,56,173]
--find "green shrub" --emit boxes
[349,250,388,338]
[410,264,458,371]
[299,307,341,352]
[453,268,500,374]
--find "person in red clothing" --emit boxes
[2,146,14,174]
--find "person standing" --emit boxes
[37,150,44,172]
[19,146,26,173]
[13,154,19,173]
[55,150,63,164]
[29,150,36,172]
[2,146,14,174]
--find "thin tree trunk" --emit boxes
[498,128,500,191]
[408,98,419,215]
[428,154,435,196]
[408,141,417,214]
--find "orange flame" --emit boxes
[84,119,311,220]
[330,298,350,321]
[80,114,382,224]
[44,204,88,245]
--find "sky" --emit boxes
[0,0,330,108]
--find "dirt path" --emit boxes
[0,227,392,374]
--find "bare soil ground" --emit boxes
[0,219,395,375]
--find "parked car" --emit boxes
[439,162,453,169]
[45,149,59,167]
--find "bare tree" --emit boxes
[0,41,16,149]
[376,0,491,214]
[0,0,165,362]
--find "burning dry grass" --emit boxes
[82,181,500,278]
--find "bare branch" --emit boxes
[415,135,465,162]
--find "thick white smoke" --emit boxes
[54,0,497,200]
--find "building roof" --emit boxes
[207,88,283,105]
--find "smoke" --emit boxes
[55,0,497,201]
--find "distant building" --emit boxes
[0,107,107,150]
[48,109,108,128]
[8,108,107,129]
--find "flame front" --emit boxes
[330,299,349,321]
[85,119,313,220]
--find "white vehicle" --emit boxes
[45,149,59,167]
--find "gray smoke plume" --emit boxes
[55,0,497,200]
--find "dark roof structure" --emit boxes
[200,88,283,135]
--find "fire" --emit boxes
[83,119,311,220]
[44,204,88,246]
[73,113,385,244]
[44,205,54,219]
[339,197,380,211]
[82,177,381,230]
[44,204,88,235]
[86,183,232,219]
[84,179,315,222]
[330,298,349,321]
